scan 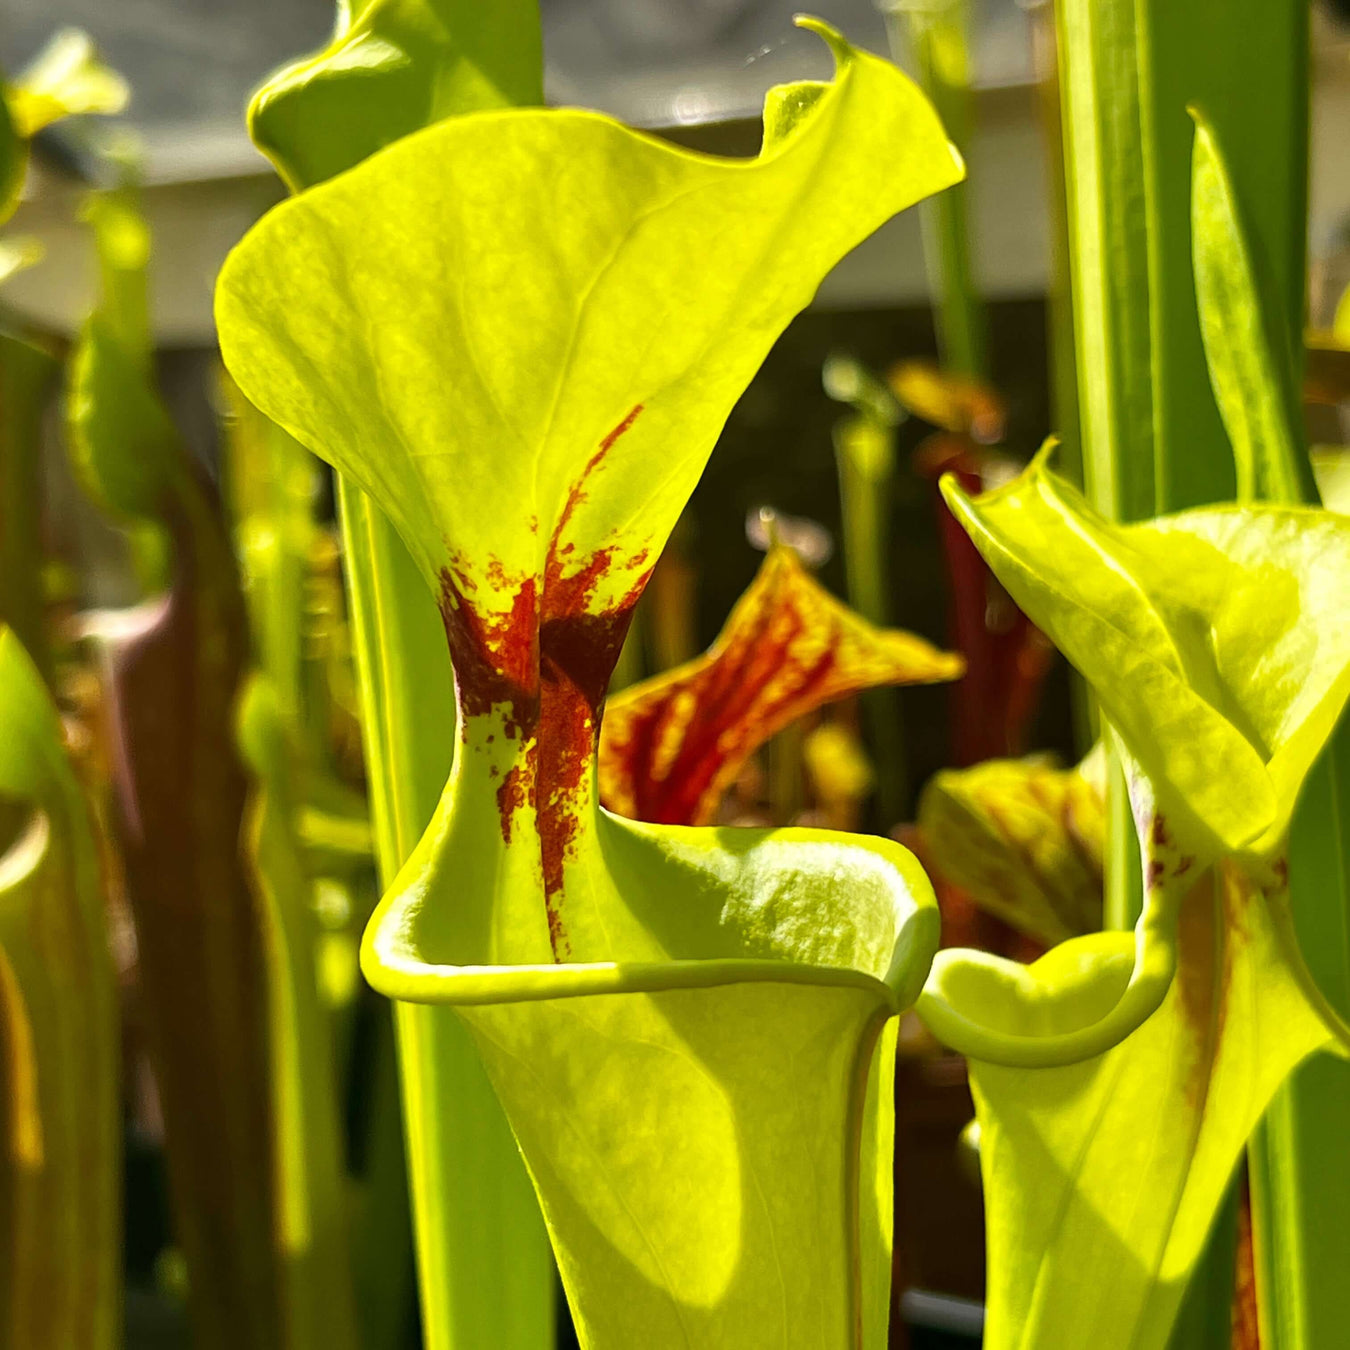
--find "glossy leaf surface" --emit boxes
[221,24,962,636]
[920,452,1350,1066]
[918,747,1104,946]
[599,544,962,826]
[0,629,118,1349]
[942,450,1350,869]
[250,0,542,192]
[220,22,958,1345]
[218,18,961,957]
[934,451,1350,1349]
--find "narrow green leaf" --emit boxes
[826,356,900,630]
[220,372,319,729]
[1189,111,1311,507]
[0,628,119,1349]
[1054,0,1157,523]
[80,190,152,375]
[66,186,179,598]
[66,310,181,525]
[237,677,359,1350]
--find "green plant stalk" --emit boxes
[338,486,554,1349]
[0,629,120,1349]
[349,983,419,1349]
[833,413,909,823]
[884,0,986,376]
[1190,98,1350,1335]
[1030,3,1081,492]
[1251,725,1350,1348]
[0,335,55,682]
[241,0,557,1338]
[222,389,316,727]
[1056,0,1309,1339]
[1028,1,1093,753]
[327,504,450,848]
[326,498,429,1350]
[222,360,389,1350]
[238,679,358,1350]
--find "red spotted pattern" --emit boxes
[436,404,648,958]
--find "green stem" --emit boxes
[338,482,554,1349]
[1055,0,1156,525]
[833,410,908,824]
[1030,2,1082,491]
[884,0,986,377]
[238,681,358,1350]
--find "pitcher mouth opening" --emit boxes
[362,942,917,1010]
